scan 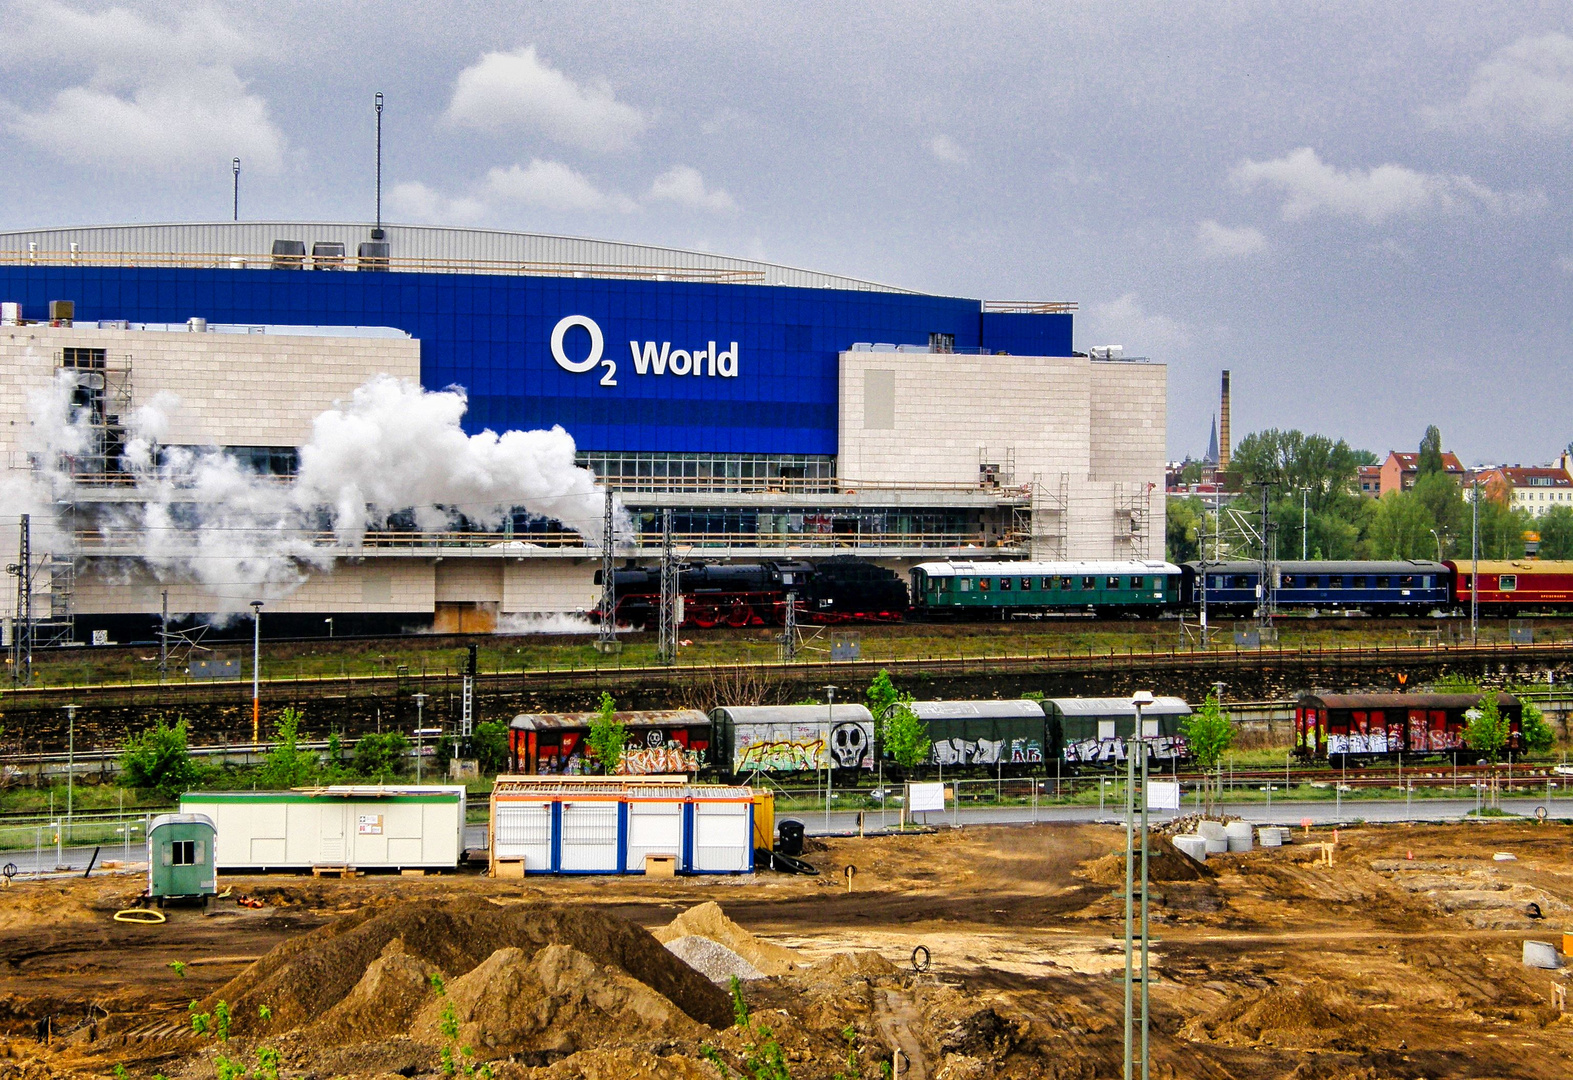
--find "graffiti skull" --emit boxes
[830,722,869,768]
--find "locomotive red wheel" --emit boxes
[726,602,753,627]
[689,605,720,628]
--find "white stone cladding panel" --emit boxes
[1089,361,1167,484]
[435,560,504,603]
[838,352,1092,486]
[502,561,599,613]
[71,559,436,615]
[0,326,419,457]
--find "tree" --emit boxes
[1166,497,1203,563]
[257,708,316,789]
[354,731,410,781]
[1417,425,1445,479]
[1411,471,1464,553]
[1363,490,1436,559]
[1520,701,1556,755]
[866,671,930,772]
[1179,694,1234,814]
[585,691,627,775]
[120,717,202,800]
[1536,505,1573,560]
[1464,696,1509,763]
[472,720,511,775]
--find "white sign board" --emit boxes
[1146,781,1181,811]
[908,782,947,813]
[357,814,384,835]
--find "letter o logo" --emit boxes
[550,315,603,373]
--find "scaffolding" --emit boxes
[1113,482,1154,560]
[1017,472,1069,560]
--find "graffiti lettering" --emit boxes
[619,743,705,775]
[931,737,1043,766]
[736,738,825,772]
[1062,736,1188,765]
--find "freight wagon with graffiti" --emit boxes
[905,699,1048,770]
[1293,692,1523,762]
[710,704,877,776]
[1043,697,1193,768]
[508,710,712,776]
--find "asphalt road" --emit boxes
[2,804,1558,877]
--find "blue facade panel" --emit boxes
[980,312,1073,358]
[0,267,1070,455]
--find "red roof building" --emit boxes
[1473,465,1573,515]
[1377,451,1466,497]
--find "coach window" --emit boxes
[1059,577,1073,589]
[1130,576,1144,589]
[1082,576,1096,590]
[1375,576,1390,588]
[979,577,991,592]
[1352,576,1366,588]
[1282,575,1297,587]
[1328,575,1343,588]
[958,578,972,592]
[999,577,1012,591]
[1021,577,1033,591]
[1106,576,1120,589]
[1399,575,1416,588]
[1042,577,1054,590]
[1500,574,1517,591]
[1232,576,1250,589]
[1210,574,1224,589]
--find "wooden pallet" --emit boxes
[311,865,358,879]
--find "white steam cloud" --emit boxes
[30,372,621,616]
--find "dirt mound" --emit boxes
[654,902,797,975]
[940,1007,1018,1060]
[518,1047,720,1079]
[802,950,902,984]
[208,898,732,1036]
[1186,981,1376,1049]
[1077,840,1214,886]
[663,936,764,984]
[305,940,441,1042]
[410,944,703,1060]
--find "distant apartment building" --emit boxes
[1473,463,1573,515]
[1377,450,1467,497]
[1357,464,1381,497]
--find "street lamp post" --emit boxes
[373,93,385,240]
[1132,690,1153,1080]
[413,693,428,782]
[325,617,334,639]
[232,158,240,221]
[1471,479,1480,644]
[64,704,78,837]
[250,600,263,744]
[1301,487,1309,560]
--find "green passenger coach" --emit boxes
[909,560,1182,618]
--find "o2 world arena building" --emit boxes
[0,223,1164,639]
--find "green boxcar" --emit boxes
[147,813,218,903]
[910,560,1182,617]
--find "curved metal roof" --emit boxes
[913,560,1180,577]
[1044,697,1192,717]
[0,222,918,294]
[710,704,875,723]
[1189,560,1448,575]
[908,699,1046,720]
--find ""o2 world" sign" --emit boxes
[551,314,739,387]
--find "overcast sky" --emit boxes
[1,1,1570,466]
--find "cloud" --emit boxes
[482,160,637,213]
[1425,32,1573,134]
[1196,219,1267,259]
[386,182,488,226]
[1232,147,1541,224]
[11,64,284,173]
[2,3,282,173]
[1082,293,1192,358]
[927,134,967,163]
[647,166,736,212]
[444,45,646,153]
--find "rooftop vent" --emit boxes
[357,241,389,272]
[270,240,306,270]
[312,241,346,270]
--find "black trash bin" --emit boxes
[777,819,805,856]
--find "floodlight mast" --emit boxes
[373,93,385,241]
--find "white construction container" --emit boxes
[180,786,468,872]
[490,777,755,876]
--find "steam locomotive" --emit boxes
[598,555,909,628]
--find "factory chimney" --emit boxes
[1218,370,1231,472]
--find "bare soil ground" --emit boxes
[3,821,1573,1078]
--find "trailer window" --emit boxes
[172,840,196,865]
[1500,574,1517,591]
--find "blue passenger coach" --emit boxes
[1183,560,1451,613]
